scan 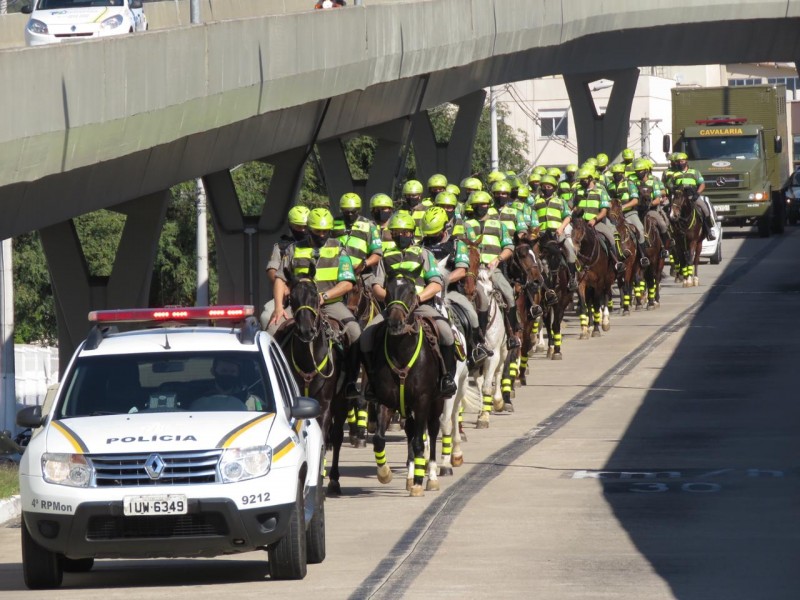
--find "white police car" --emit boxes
[16,306,325,588]
[22,0,147,47]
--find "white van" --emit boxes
[22,0,147,47]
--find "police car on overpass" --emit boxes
[16,306,325,588]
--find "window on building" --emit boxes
[539,110,568,138]
[767,77,799,92]
[727,78,764,86]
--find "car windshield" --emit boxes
[56,352,275,417]
[37,0,123,8]
[686,135,760,160]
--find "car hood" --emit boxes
[32,7,121,25]
[47,412,277,454]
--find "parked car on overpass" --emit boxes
[22,0,147,47]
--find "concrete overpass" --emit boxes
[1,0,799,361]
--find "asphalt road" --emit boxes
[2,226,799,599]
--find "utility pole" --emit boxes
[630,116,662,159]
[195,178,209,306]
[0,0,7,16]
[190,0,200,24]
[490,86,499,171]
[0,239,15,435]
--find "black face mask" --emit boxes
[423,233,444,246]
[472,205,489,219]
[342,211,359,227]
[494,195,509,208]
[394,235,414,250]
[215,375,238,392]
[541,186,555,198]
[613,173,624,183]
[372,209,392,223]
[310,232,330,247]
[291,229,307,242]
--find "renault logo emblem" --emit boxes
[144,454,166,479]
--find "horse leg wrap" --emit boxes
[357,410,368,430]
[374,449,387,468]
[347,407,356,425]
[442,435,452,457]
[458,403,464,423]
[482,394,493,412]
[414,457,426,480]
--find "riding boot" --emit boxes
[505,307,521,349]
[344,348,361,400]
[637,241,650,268]
[477,310,492,350]
[659,230,670,259]
[607,240,626,274]
[567,262,579,292]
[703,216,717,240]
[439,343,458,397]
[470,326,491,366]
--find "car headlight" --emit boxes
[219,445,272,483]
[27,19,49,35]
[41,453,93,487]
[101,15,124,30]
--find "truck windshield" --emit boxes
[56,352,276,417]
[686,136,760,160]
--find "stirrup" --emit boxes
[705,227,717,241]
[614,262,626,273]
[639,256,650,268]
[567,275,578,292]
[660,248,670,259]
[544,288,559,305]
[344,382,360,400]
[470,346,490,366]
[529,304,543,319]
[507,333,521,349]
[439,375,457,397]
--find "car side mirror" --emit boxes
[21,4,33,13]
[291,396,321,420]
[774,135,782,154]
[17,405,44,429]
[662,134,671,154]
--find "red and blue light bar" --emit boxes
[88,306,255,323]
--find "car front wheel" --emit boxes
[21,519,63,589]
[306,469,326,564]
[268,482,308,580]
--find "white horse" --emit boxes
[475,266,508,429]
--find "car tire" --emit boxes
[306,469,326,564]
[21,519,63,589]
[268,482,307,580]
[710,240,722,265]
[61,557,94,572]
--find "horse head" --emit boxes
[671,186,696,221]
[384,272,418,335]
[288,272,321,343]
[512,242,544,292]
[570,210,587,247]
[462,240,481,302]
[608,198,623,222]
[538,229,564,274]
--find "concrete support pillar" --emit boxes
[411,89,486,186]
[317,117,413,205]
[204,147,307,308]
[564,68,640,163]
[40,191,169,374]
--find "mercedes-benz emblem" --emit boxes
[144,454,165,479]
[715,176,728,187]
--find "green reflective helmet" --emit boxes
[585,157,598,167]
[369,193,394,209]
[434,191,458,208]
[339,192,362,210]
[402,180,424,196]
[622,148,635,161]
[533,166,548,176]
[527,173,542,184]
[487,170,506,184]
[577,167,594,180]
[427,174,448,190]
[421,206,449,235]
[674,152,688,161]
[388,212,417,231]
[467,190,492,206]
[596,153,609,167]
[540,175,558,187]
[491,180,512,194]
[645,158,655,169]
[610,163,626,174]
[307,208,335,230]
[565,164,579,173]
[287,205,310,227]
[633,158,649,172]
[446,184,460,197]
[516,185,530,199]
[460,177,483,191]
[547,167,562,179]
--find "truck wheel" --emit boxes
[268,482,307,580]
[61,557,94,572]
[757,211,772,238]
[21,519,63,589]
[306,470,326,564]
[771,195,785,234]
[789,212,798,226]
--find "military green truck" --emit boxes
[664,85,789,237]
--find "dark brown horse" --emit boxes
[533,230,574,359]
[507,236,545,383]
[670,186,705,287]
[641,211,665,308]
[368,272,445,496]
[570,214,616,339]
[607,199,640,316]
[281,276,348,496]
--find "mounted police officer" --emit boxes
[571,167,626,273]
[336,192,384,294]
[630,160,671,258]
[533,174,579,291]
[672,152,717,240]
[361,212,458,398]
[268,208,362,400]
[607,161,650,267]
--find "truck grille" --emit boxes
[89,450,222,487]
[86,513,228,539]
[703,173,745,189]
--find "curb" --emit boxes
[0,495,21,526]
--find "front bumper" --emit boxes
[21,493,308,559]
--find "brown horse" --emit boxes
[670,186,705,287]
[607,199,640,316]
[570,214,617,339]
[533,230,574,359]
[507,235,545,384]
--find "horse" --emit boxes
[280,275,349,496]
[437,325,470,475]
[670,186,705,287]
[368,272,445,496]
[637,185,668,309]
[534,230,574,359]
[507,234,545,382]
[607,199,641,316]
[569,214,616,339]
[474,265,509,428]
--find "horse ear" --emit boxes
[573,208,584,220]
[307,262,317,280]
